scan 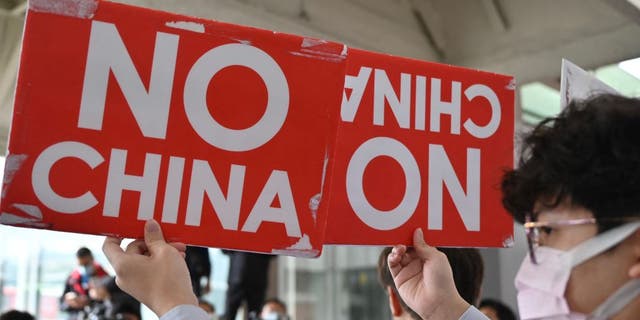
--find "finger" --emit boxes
[399,251,413,267]
[103,237,125,265]
[414,228,426,246]
[125,240,148,255]
[404,247,419,259]
[388,245,406,265]
[412,228,438,259]
[169,242,187,253]
[391,245,407,257]
[388,245,407,277]
[144,219,166,252]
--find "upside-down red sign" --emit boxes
[0,0,514,257]
[324,49,515,247]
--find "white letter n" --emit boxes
[185,161,245,230]
[78,21,179,139]
[428,145,480,231]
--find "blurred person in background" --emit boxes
[88,276,141,320]
[185,246,212,297]
[222,251,273,320]
[478,299,517,320]
[378,246,484,320]
[255,298,289,320]
[60,247,109,320]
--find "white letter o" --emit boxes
[184,44,289,152]
[346,137,421,230]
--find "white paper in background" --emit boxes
[560,59,618,108]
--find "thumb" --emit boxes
[413,228,426,246]
[412,228,436,259]
[144,219,166,250]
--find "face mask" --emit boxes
[209,314,219,320]
[82,264,95,276]
[262,313,289,320]
[515,221,640,320]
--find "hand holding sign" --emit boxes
[102,220,197,317]
[388,229,470,320]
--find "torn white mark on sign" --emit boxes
[271,248,320,258]
[503,235,514,248]
[14,203,43,219]
[308,194,321,223]
[165,21,205,33]
[289,51,345,63]
[2,154,28,198]
[301,38,328,48]
[341,45,348,57]
[271,234,320,257]
[0,213,38,225]
[231,38,252,45]
[29,0,98,19]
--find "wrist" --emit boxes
[420,296,470,320]
[154,293,198,317]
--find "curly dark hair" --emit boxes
[0,310,35,320]
[479,298,517,320]
[502,93,640,229]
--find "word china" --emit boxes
[341,66,501,138]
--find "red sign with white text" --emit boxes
[1,0,347,257]
[324,49,514,247]
[1,0,514,256]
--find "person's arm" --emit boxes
[459,306,490,320]
[387,229,475,320]
[60,281,75,311]
[61,275,89,310]
[159,305,209,320]
[102,220,206,319]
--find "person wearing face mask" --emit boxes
[60,247,110,320]
[256,298,290,320]
[502,93,640,319]
[388,93,640,320]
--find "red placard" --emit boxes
[1,0,347,257]
[323,48,514,247]
[1,0,515,256]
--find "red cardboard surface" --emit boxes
[0,0,515,256]
[324,49,514,247]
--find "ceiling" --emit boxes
[107,0,640,84]
[1,0,640,151]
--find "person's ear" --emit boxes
[387,286,403,317]
[628,229,640,278]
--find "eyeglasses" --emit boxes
[524,216,639,264]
